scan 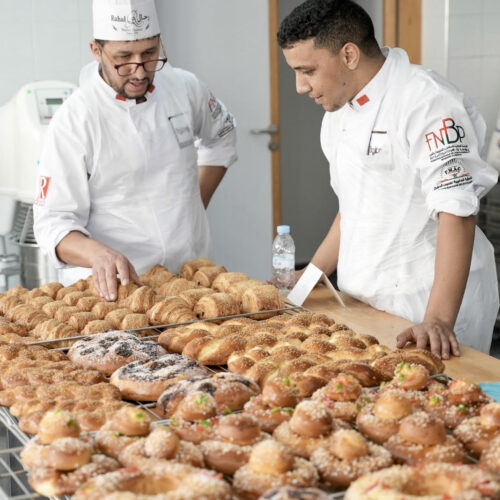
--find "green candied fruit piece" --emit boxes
[111,431,122,437]
[336,383,344,390]
[195,394,208,405]
[283,376,291,386]
[282,407,294,413]
[134,411,145,419]
[355,404,362,412]
[66,418,76,427]
[198,419,213,427]
[456,404,468,414]
[398,373,405,381]
[222,406,232,415]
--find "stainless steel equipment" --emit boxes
[9,201,58,289]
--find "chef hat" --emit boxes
[93,0,160,41]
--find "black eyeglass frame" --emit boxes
[100,35,168,76]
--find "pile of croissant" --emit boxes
[0,258,284,346]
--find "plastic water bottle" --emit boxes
[272,225,295,295]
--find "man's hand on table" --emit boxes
[396,317,461,360]
[91,247,142,302]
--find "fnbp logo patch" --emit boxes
[425,118,465,152]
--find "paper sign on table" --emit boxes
[287,263,346,307]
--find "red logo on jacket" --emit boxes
[35,176,51,205]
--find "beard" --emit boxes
[100,64,152,100]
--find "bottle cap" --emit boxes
[277,225,290,235]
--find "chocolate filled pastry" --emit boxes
[193,265,228,287]
[178,287,216,308]
[194,293,240,321]
[68,330,167,376]
[226,279,266,302]
[212,271,250,292]
[110,353,211,401]
[179,257,215,280]
[241,285,284,319]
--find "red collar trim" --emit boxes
[115,94,127,101]
[148,84,155,93]
[356,94,370,106]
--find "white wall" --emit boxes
[422,0,500,148]
[0,0,93,106]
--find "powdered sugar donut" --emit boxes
[68,330,167,376]
[110,354,211,401]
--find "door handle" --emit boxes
[250,124,279,135]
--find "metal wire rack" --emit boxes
[0,305,470,500]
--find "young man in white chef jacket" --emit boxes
[279,0,499,358]
[34,0,237,302]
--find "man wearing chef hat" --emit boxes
[279,0,499,357]
[34,0,237,301]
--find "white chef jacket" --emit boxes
[34,61,237,285]
[321,47,499,353]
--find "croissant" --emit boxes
[120,313,152,334]
[81,319,113,335]
[26,295,53,310]
[179,258,215,280]
[122,285,157,313]
[62,291,88,306]
[54,306,80,323]
[72,278,90,292]
[146,297,191,326]
[24,288,48,301]
[92,301,118,320]
[178,288,215,309]
[67,312,98,332]
[193,293,239,321]
[55,286,80,301]
[39,281,64,299]
[6,304,48,330]
[32,319,79,346]
[193,265,227,287]
[226,279,265,302]
[211,272,250,292]
[0,317,27,336]
[76,296,102,312]
[105,308,134,329]
[139,264,176,288]
[115,282,140,301]
[5,285,29,298]
[0,295,23,315]
[240,285,284,319]
[41,300,66,318]
[156,278,198,297]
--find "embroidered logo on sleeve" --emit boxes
[35,176,51,205]
[424,117,470,163]
[208,91,222,119]
[217,113,235,138]
[433,158,472,191]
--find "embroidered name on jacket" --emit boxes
[424,117,470,163]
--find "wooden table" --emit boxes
[304,286,500,383]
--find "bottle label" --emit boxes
[272,254,294,269]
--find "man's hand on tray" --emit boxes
[396,318,461,360]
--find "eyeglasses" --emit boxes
[100,36,168,76]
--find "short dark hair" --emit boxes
[278,0,379,56]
